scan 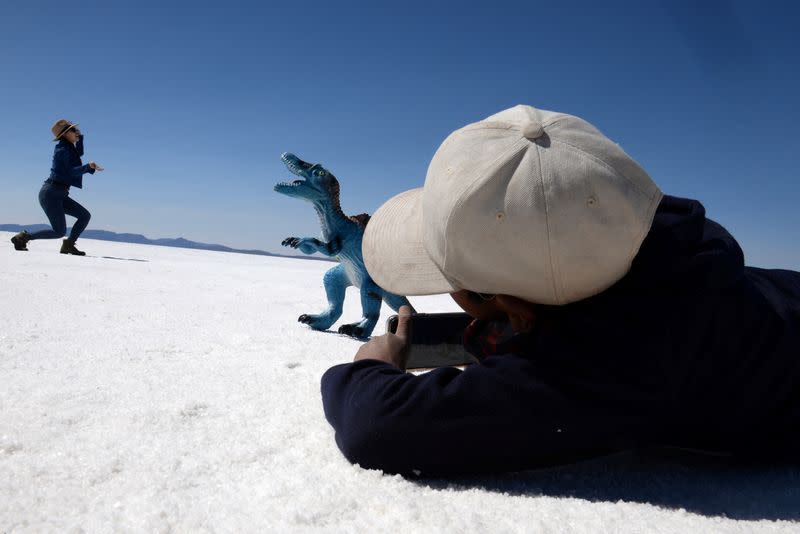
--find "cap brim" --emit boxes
[363,188,458,296]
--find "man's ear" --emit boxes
[496,295,537,333]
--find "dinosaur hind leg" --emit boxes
[338,283,382,339]
[298,264,349,331]
[383,292,416,314]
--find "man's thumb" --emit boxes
[395,305,413,340]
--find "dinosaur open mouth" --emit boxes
[285,162,305,176]
[281,153,312,176]
[277,153,315,191]
[276,179,305,188]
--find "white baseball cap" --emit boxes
[363,105,664,305]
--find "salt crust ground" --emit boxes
[1,231,799,533]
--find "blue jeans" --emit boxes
[29,183,91,242]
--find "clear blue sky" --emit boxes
[1,0,798,268]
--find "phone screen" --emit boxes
[386,312,478,370]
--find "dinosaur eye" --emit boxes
[318,170,327,177]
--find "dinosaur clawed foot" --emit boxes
[337,323,366,339]
[282,237,300,248]
[297,314,372,339]
[298,313,334,331]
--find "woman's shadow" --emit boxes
[421,447,800,521]
[88,255,149,262]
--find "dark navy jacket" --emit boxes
[48,136,95,189]
[321,196,800,475]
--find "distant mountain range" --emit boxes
[0,224,332,262]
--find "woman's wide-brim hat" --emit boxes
[51,119,79,141]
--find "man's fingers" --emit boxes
[395,305,413,341]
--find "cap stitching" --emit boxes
[440,137,529,286]
[539,116,570,129]
[548,137,652,198]
[625,187,664,266]
[459,121,517,133]
[535,142,561,304]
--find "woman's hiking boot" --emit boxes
[60,239,86,256]
[11,231,31,251]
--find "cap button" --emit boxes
[521,120,544,140]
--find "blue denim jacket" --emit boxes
[48,135,95,189]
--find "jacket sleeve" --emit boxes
[52,147,94,188]
[320,358,616,476]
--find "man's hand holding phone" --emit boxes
[354,305,412,370]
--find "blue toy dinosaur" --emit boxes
[274,152,415,338]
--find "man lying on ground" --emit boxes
[321,105,800,476]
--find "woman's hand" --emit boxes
[354,306,412,369]
[89,161,105,172]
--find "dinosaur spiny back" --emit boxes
[326,177,369,228]
[328,179,341,205]
[349,213,371,228]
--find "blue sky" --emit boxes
[1,0,798,268]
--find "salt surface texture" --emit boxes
[2,232,799,532]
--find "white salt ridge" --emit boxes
[1,232,798,532]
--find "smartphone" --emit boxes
[386,312,478,370]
